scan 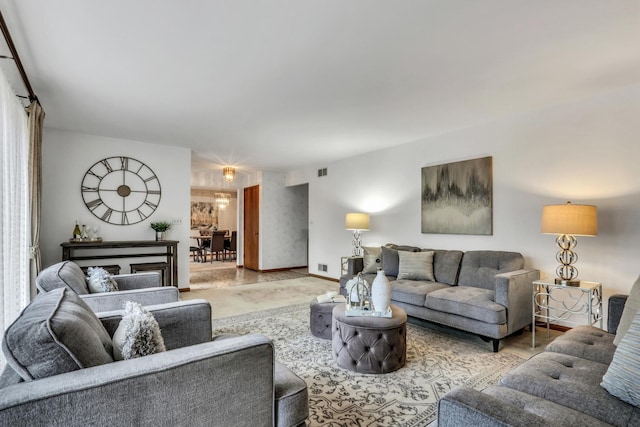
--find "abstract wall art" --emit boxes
[421,156,493,235]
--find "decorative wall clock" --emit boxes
[81,156,161,225]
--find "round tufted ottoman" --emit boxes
[310,300,341,340]
[332,304,407,374]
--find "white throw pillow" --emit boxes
[397,251,435,281]
[614,274,640,346]
[112,301,166,360]
[601,310,640,407]
[86,267,119,293]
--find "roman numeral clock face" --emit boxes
[81,156,161,225]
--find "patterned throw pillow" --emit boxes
[397,251,435,281]
[86,267,119,293]
[362,247,382,274]
[614,274,640,346]
[112,301,166,360]
[601,310,640,407]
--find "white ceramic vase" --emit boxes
[371,268,391,313]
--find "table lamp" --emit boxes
[541,201,597,286]
[345,212,369,256]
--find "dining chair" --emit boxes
[224,231,237,261]
[204,231,226,262]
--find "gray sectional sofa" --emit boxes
[340,244,540,351]
[438,290,640,426]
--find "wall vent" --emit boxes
[317,167,328,177]
[317,263,328,272]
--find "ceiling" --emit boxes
[1,1,639,175]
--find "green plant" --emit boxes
[150,221,172,232]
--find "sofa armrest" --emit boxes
[98,299,212,350]
[495,269,540,334]
[0,334,275,427]
[80,286,179,312]
[113,272,162,290]
[438,387,549,427]
[608,294,629,334]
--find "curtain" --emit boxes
[0,67,30,336]
[27,101,45,298]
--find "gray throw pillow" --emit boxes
[2,288,114,381]
[362,246,382,274]
[35,261,90,294]
[601,310,640,407]
[614,274,640,346]
[381,246,400,277]
[397,251,435,281]
[112,301,166,360]
[86,266,119,293]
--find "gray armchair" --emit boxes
[36,260,179,312]
[0,288,309,426]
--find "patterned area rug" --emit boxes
[213,303,525,427]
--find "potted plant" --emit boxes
[150,221,172,241]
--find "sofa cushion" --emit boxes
[545,325,616,365]
[2,288,114,381]
[112,301,166,360]
[362,246,382,274]
[391,279,450,306]
[601,310,640,408]
[481,385,612,426]
[425,286,506,324]
[35,260,90,294]
[458,251,524,290]
[614,274,640,345]
[427,249,463,286]
[397,250,435,281]
[274,361,309,427]
[500,351,640,426]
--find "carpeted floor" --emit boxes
[213,303,528,427]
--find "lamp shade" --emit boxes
[541,202,597,236]
[345,213,370,231]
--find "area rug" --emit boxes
[213,303,526,427]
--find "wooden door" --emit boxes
[244,185,260,271]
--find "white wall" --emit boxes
[42,129,192,288]
[260,172,309,270]
[295,84,640,322]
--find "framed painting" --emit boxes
[421,156,493,235]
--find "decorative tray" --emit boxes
[68,238,103,243]
[345,305,392,318]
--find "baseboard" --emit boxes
[258,265,308,273]
[533,321,572,332]
[308,273,339,282]
[179,287,190,293]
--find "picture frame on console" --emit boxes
[421,156,493,235]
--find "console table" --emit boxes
[61,240,178,287]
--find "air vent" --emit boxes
[317,263,328,272]
[317,167,327,177]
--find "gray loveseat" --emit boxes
[438,291,640,426]
[340,244,540,351]
[0,288,309,426]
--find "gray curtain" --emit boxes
[27,101,45,298]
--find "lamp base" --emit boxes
[554,278,580,287]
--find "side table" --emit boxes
[531,280,603,348]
